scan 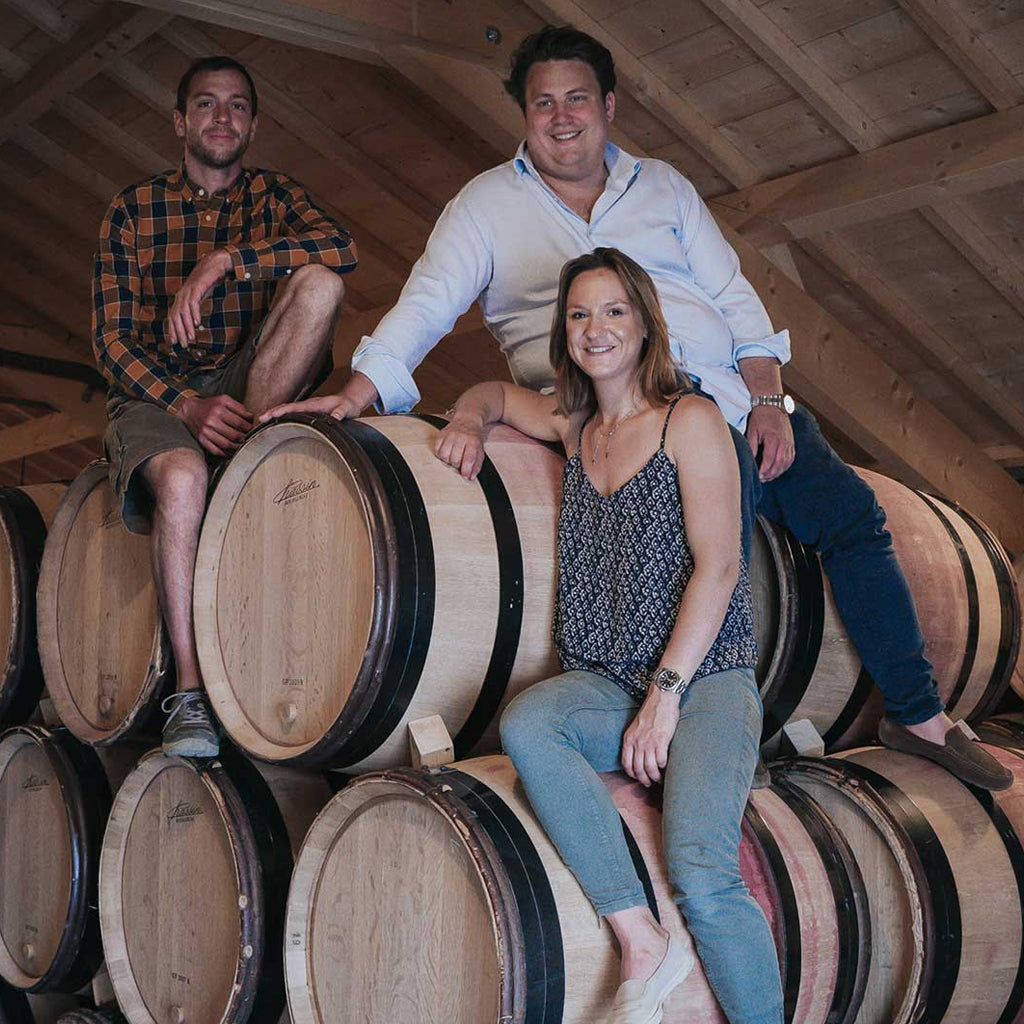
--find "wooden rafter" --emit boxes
[798,231,1024,446]
[919,200,1024,320]
[522,0,762,187]
[894,0,1024,111]
[0,4,172,145]
[161,20,441,226]
[0,158,103,244]
[698,0,886,151]
[0,413,103,465]
[14,125,122,201]
[118,0,516,68]
[2,0,73,41]
[54,94,173,177]
[711,106,1024,243]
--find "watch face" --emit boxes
[783,394,795,414]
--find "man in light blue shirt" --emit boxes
[267,25,1009,798]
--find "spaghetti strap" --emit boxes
[576,413,592,449]
[659,396,683,451]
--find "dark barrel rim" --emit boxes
[0,489,48,724]
[395,765,564,1023]
[103,748,294,1023]
[756,517,826,742]
[0,725,110,994]
[36,462,172,745]
[771,778,871,1024]
[776,756,962,1024]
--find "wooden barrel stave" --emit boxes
[0,486,66,725]
[0,727,112,994]
[36,465,170,745]
[777,746,1024,1024]
[196,415,562,769]
[755,468,1021,750]
[99,747,331,1024]
[285,754,868,1024]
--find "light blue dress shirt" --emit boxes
[352,142,790,430]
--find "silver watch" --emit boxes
[751,393,795,414]
[650,667,689,694]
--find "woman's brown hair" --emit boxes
[550,247,690,416]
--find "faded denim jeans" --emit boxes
[500,666,784,1024]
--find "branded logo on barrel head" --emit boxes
[282,677,305,688]
[273,478,320,507]
[166,801,204,825]
[22,774,49,791]
[171,971,191,985]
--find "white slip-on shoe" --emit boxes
[605,934,694,1024]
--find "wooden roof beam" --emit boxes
[698,0,886,151]
[2,0,73,41]
[119,0,517,69]
[520,0,761,187]
[0,412,103,465]
[161,20,441,226]
[14,125,123,202]
[797,232,1024,446]
[0,3,172,145]
[712,106,1024,243]
[894,0,1024,111]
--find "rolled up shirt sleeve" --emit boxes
[674,172,791,371]
[225,175,358,282]
[352,190,494,413]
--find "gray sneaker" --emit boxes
[161,690,219,758]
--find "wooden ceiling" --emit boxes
[0,0,1022,549]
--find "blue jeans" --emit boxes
[730,405,943,725]
[500,667,784,1024]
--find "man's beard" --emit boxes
[187,129,249,170]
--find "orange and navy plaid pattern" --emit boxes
[93,165,357,412]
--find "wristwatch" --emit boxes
[650,667,690,695]
[751,393,795,414]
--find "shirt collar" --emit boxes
[168,162,251,202]
[512,140,641,189]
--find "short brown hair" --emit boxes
[176,55,258,116]
[550,248,689,416]
[504,27,615,112]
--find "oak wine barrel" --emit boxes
[284,754,869,1024]
[55,1010,127,1024]
[36,464,171,745]
[775,745,1024,1024]
[0,486,66,725]
[194,414,562,770]
[0,726,119,994]
[99,746,331,1024]
[752,469,1020,749]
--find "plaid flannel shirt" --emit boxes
[92,165,357,412]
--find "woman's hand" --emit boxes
[622,687,680,787]
[434,415,489,480]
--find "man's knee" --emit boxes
[286,264,345,312]
[142,449,208,513]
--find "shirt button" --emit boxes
[205,214,212,222]
[244,272,251,279]
[286,268,292,275]
[198,188,205,197]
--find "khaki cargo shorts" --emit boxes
[104,324,331,534]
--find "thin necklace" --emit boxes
[590,398,641,463]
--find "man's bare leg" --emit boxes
[141,447,218,756]
[244,264,346,415]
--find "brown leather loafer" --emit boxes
[878,718,1013,791]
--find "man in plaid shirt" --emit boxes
[92,54,357,757]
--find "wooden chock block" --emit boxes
[408,715,455,769]
[781,718,826,758]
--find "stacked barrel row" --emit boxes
[0,414,1022,1024]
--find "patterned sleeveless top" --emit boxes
[554,397,758,700]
